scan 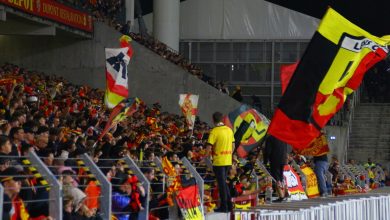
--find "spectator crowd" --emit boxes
[0,63,389,219]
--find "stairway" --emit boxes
[348,103,390,163]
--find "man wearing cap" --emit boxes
[206,112,235,213]
[1,167,29,220]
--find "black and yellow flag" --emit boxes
[268,8,390,150]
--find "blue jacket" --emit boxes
[112,191,131,220]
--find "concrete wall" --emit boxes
[0,22,240,124]
[325,126,348,163]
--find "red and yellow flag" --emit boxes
[268,8,390,150]
[179,94,199,130]
[104,35,134,108]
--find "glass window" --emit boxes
[248,63,272,81]
[264,42,273,62]
[231,64,247,81]
[199,42,214,62]
[191,42,199,63]
[281,42,298,62]
[179,42,189,60]
[197,63,215,79]
[248,42,262,62]
[216,64,231,82]
[233,43,247,62]
[216,43,232,62]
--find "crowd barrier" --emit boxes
[1,152,389,220]
[233,194,390,220]
[79,154,112,219]
[0,180,4,220]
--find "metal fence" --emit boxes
[233,194,390,220]
[124,156,151,220]
[80,154,112,219]
[0,183,3,220]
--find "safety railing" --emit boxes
[28,151,62,220]
[124,156,150,220]
[233,194,390,220]
[0,153,60,219]
[80,154,112,219]
[181,157,205,217]
[140,158,171,219]
[344,86,362,161]
[0,183,3,220]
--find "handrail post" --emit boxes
[0,184,3,220]
[28,151,62,220]
[124,156,150,220]
[181,157,205,217]
[81,154,112,220]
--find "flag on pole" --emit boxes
[104,35,134,109]
[99,97,140,140]
[179,94,199,130]
[268,8,390,150]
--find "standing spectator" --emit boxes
[364,157,376,169]
[231,86,243,102]
[120,20,133,35]
[314,153,330,197]
[206,112,234,212]
[263,135,288,202]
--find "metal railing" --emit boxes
[28,151,62,220]
[233,194,390,220]
[124,156,150,220]
[80,154,112,219]
[181,157,205,217]
[0,183,3,220]
[345,87,362,161]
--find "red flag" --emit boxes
[280,62,298,95]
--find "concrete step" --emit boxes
[349,136,390,140]
[349,139,390,143]
[359,103,390,106]
[349,146,390,150]
[347,152,390,160]
[351,124,390,128]
[350,132,390,136]
[353,116,390,120]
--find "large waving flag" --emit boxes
[179,94,199,130]
[280,62,298,95]
[99,97,140,140]
[104,36,134,108]
[268,8,390,150]
[223,105,270,158]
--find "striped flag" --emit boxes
[268,8,390,150]
[99,97,140,140]
[104,35,134,108]
[179,94,199,130]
